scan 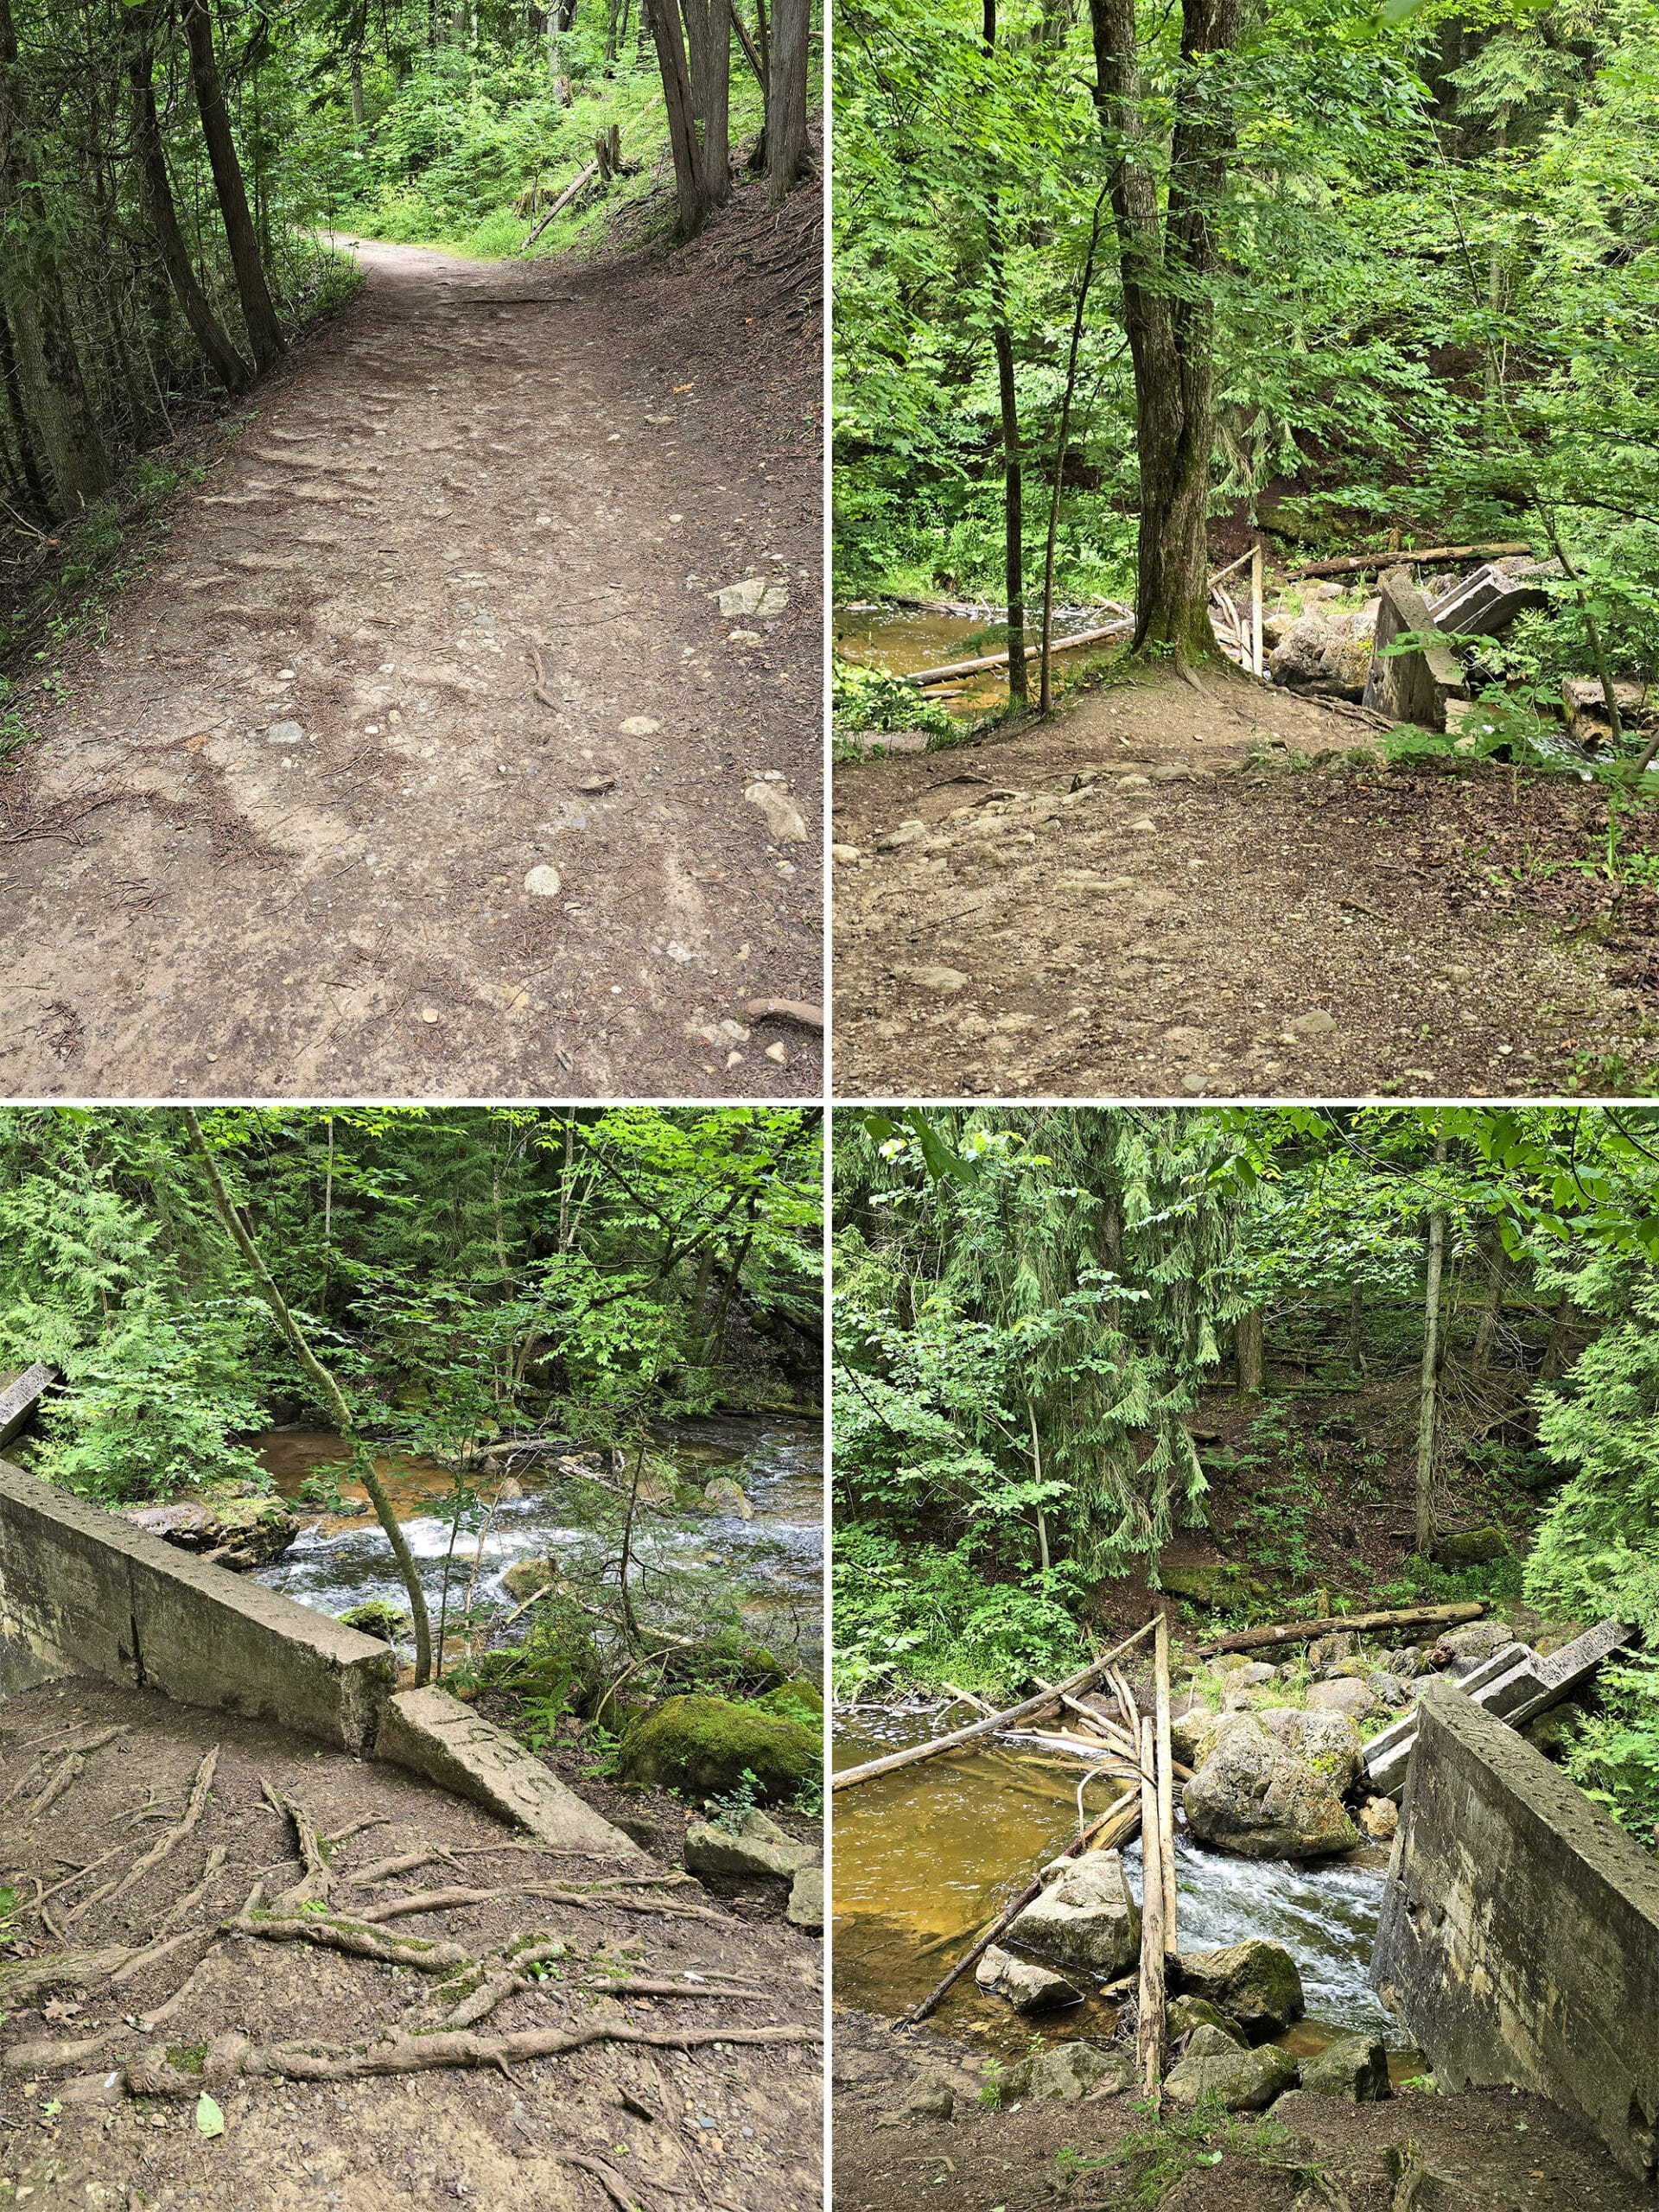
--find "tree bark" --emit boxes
[1154,1610,1176,1961]
[1195,1600,1484,1659]
[1415,1128,1449,1556]
[0,0,110,512]
[1039,191,1104,715]
[764,0,809,206]
[683,0,732,210]
[982,0,1026,702]
[1235,1308,1264,1394]
[646,0,713,238]
[1090,0,1237,661]
[181,0,285,373]
[129,9,251,394]
[1471,1232,1511,1384]
[1135,1713,1166,2093]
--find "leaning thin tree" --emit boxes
[1090,0,1240,665]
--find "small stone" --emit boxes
[728,628,763,645]
[975,1942,1082,2014]
[266,720,304,745]
[1058,874,1135,895]
[787,1864,823,1930]
[745,780,807,842]
[894,965,968,995]
[620,715,661,736]
[875,820,930,851]
[1118,773,1153,790]
[524,864,563,896]
[1128,817,1157,833]
[900,2072,955,2120]
[420,1008,441,1024]
[717,577,789,619]
[765,1043,787,1064]
[578,776,615,794]
[831,843,861,864]
[1357,1796,1398,1842]
[1292,1009,1337,1037]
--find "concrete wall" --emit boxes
[1371,1678,1659,2181]
[0,1456,393,1753]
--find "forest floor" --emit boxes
[0,175,823,1100]
[832,2009,1651,2212]
[832,662,1659,1099]
[0,1676,822,2212]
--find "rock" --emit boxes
[1269,614,1332,686]
[757,1676,825,1719]
[1428,1525,1509,1567]
[831,843,861,864]
[901,2071,955,2120]
[524,864,563,896]
[717,578,789,619]
[1229,1662,1280,1689]
[704,1476,753,1519]
[1291,1009,1336,1038]
[1319,603,1377,695]
[975,1942,1083,2014]
[1357,1795,1399,1842]
[1167,1996,1246,2047]
[1381,1645,1427,1677]
[745,780,807,842]
[1177,1940,1305,2035]
[684,1808,817,1879]
[876,821,930,850]
[1183,1719,1360,1859]
[787,1864,823,1929]
[1521,1703,1586,1760]
[1186,2023,1249,2059]
[1127,816,1157,834]
[1164,2042,1298,2112]
[1304,1678,1381,1724]
[336,1600,409,1643]
[1439,1621,1514,1662]
[266,719,304,745]
[1299,2031,1390,2101]
[120,1495,299,1573]
[894,965,968,995]
[1365,1671,1411,1709]
[1005,1849,1141,1975]
[1307,1634,1354,1669]
[620,715,661,736]
[501,1554,560,1601]
[1024,2042,1135,2101]
[617,1694,819,1802]
[1157,1559,1249,1607]
[1255,1707,1364,1793]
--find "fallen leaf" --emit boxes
[196,2092,225,2139]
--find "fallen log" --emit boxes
[906,1786,1142,2024]
[1288,542,1532,581]
[905,619,1134,688]
[520,93,661,249]
[1195,1600,1484,1658]
[831,1621,1157,1793]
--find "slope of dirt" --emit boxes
[0,1677,822,2211]
[832,666,1658,1099]
[0,177,823,1100]
[832,2010,1649,2212]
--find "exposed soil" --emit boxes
[832,664,1659,1099]
[0,175,823,1100]
[0,1676,822,2211]
[832,2010,1651,2212]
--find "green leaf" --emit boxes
[196,2093,226,2139]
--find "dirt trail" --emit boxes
[0,1676,822,2210]
[0,185,822,1099]
[833,667,1656,1099]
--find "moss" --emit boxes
[615,1694,821,1802]
[336,1599,409,1643]
[165,2044,207,2075]
[757,1678,824,1728]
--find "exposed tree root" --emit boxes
[0,1925,199,2006]
[347,1847,465,1890]
[356,1885,504,1923]
[22,1729,128,1820]
[227,1909,472,1974]
[554,2148,656,2212]
[67,1747,219,1924]
[120,2018,818,2096]
[262,1779,333,1911]
[3,1943,226,2073]
[156,1844,227,1936]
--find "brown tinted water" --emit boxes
[835,603,1123,719]
[833,1707,1421,2079]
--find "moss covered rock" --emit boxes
[758,1678,824,1726]
[617,1694,820,1802]
[336,1600,409,1643]
[1176,1939,1306,2036]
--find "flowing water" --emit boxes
[833,1707,1417,2075]
[836,602,1122,717]
[251,1413,823,1663]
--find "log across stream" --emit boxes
[832,1705,1421,2079]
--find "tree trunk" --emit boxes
[0,0,110,512]
[1415,1128,1449,1556]
[181,0,285,373]
[1039,192,1104,715]
[683,0,731,209]
[646,0,712,237]
[764,0,809,206]
[129,10,251,394]
[982,0,1026,702]
[1235,1309,1264,1394]
[1089,0,1236,662]
[350,52,365,126]
[1347,1275,1366,1375]
[0,296,50,515]
[1471,1233,1511,1384]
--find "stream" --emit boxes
[250,1413,823,1665]
[832,1707,1417,2077]
[836,601,1119,718]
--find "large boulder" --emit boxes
[1270,613,1333,687]
[975,1943,1082,2014]
[1299,2032,1390,2101]
[336,1600,410,1644]
[617,1694,818,1802]
[1176,1941,1306,2036]
[683,1808,817,1879]
[1166,1995,1246,2047]
[1006,1850,1141,1976]
[1182,1719,1359,1858]
[1255,1707,1364,1794]
[1318,601,1378,696]
[121,1493,298,1572]
[1014,2042,1136,2103]
[501,1554,560,1601]
[1436,1621,1514,1663]
[1304,1678,1381,1726]
[1164,2043,1298,2112]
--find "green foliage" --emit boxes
[831,653,956,738]
[1563,1652,1659,1846]
[1057,2092,1294,2207]
[831,1527,1084,1699]
[706,1765,764,1832]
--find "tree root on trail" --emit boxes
[3,1943,226,2073]
[553,2148,657,2212]
[119,2018,819,2097]
[261,1779,334,1911]
[22,1728,129,1820]
[67,1748,219,1924]
[227,1909,472,1974]
[0,1926,200,2006]
[347,1847,466,1890]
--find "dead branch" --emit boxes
[68,1748,219,1923]
[1195,1601,1484,1657]
[554,2149,655,2212]
[527,646,560,711]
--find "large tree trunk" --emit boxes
[983,0,1025,699]
[129,10,251,394]
[1415,1128,1449,1555]
[181,0,285,373]
[0,0,110,512]
[0,296,50,514]
[683,0,732,208]
[1235,1309,1264,1393]
[646,0,714,237]
[764,0,809,207]
[1089,0,1236,661]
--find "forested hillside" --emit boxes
[834,0,1656,710]
[832,1104,1659,1845]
